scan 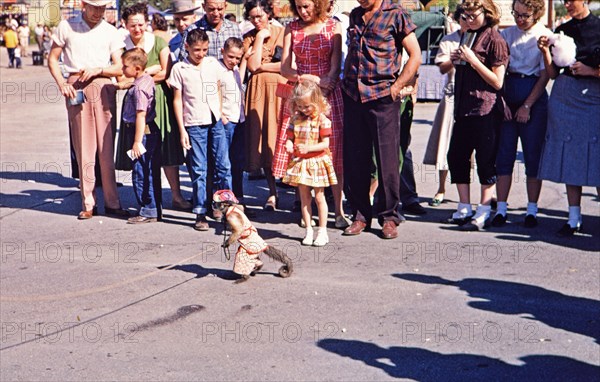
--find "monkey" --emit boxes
[213,190,293,283]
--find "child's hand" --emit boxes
[131,142,144,160]
[295,143,309,155]
[285,140,294,154]
[221,115,229,125]
[181,130,191,150]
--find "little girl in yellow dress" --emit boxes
[282,80,337,247]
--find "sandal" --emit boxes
[429,193,445,207]
[264,195,278,211]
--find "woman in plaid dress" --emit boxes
[273,0,349,229]
[283,80,337,247]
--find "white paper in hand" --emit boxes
[127,145,147,160]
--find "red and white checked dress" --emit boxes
[272,18,343,179]
[282,114,338,188]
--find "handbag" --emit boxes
[276,83,294,99]
[271,46,283,63]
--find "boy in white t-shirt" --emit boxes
[219,37,246,205]
[14,44,22,69]
[169,28,231,232]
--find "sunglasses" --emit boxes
[511,10,532,19]
[460,10,483,21]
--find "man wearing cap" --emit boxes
[167,0,201,60]
[48,0,129,219]
[174,0,241,61]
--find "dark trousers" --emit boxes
[343,92,403,226]
[7,48,15,67]
[447,113,502,184]
[400,96,419,205]
[129,126,162,218]
[224,120,245,199]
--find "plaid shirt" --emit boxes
[341,0,417,103]
[175,17,242,62]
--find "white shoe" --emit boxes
[334,215,351,229]
[313,229,329,247]
[302,230,314,246]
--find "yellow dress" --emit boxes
[282,114,338,188]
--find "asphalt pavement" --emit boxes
[1,49,599,381]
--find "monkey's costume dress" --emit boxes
[226,205,267,276]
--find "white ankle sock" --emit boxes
[473,204,492,225]
[567,206,582,228]
[527,202,538,217]
[452,203,472,219]
[496,201,508,216]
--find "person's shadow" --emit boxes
[317,339,600,381]
[394,273,600,344]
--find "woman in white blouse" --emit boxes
[492,0,551,228]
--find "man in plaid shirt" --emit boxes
[341,0,421,240]
[175,0,242,61]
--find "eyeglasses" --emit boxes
[460,10,483,21]
[511,10,532,19]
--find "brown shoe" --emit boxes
[127,215,157,224]
[381,221,399,239]
[343,220,368,236]
[78,210,94,220]
[194,214,209,231]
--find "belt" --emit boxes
[507,72,538,78]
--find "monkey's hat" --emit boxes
[213,189,239,205]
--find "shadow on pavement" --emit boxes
[317,339,600,381]
[394,273,600,344]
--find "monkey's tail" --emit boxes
[263,246,293,278]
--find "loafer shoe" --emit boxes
[556,223,580,237]
[523,214,538,228]
[105,207,131,218]
[343,220,368,236]
[491,213,507,227]
[194,215,209,231]
[381,221,399,239]
[78,209,95,220]
[127,216,157,224]
[402,202,427,215]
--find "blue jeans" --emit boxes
[187,121,231,215]
[224,120,245,199]
[496,75,548,178]
[130,124,162,218]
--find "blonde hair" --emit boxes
[462,0,501,27]
[289,79,330,118]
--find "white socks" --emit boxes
[527,202,538,217]
[452,203,473,219]
[302,228,313,246]
[496,201,508,217]
[568,206,582,228]
[313,228,329,247]
[472,204,492,225]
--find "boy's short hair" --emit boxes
[186,28,209,46]
[122,47,148,69]
[223,37,243,51]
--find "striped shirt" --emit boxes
[341,0,417,102]
[175,17,242,61]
